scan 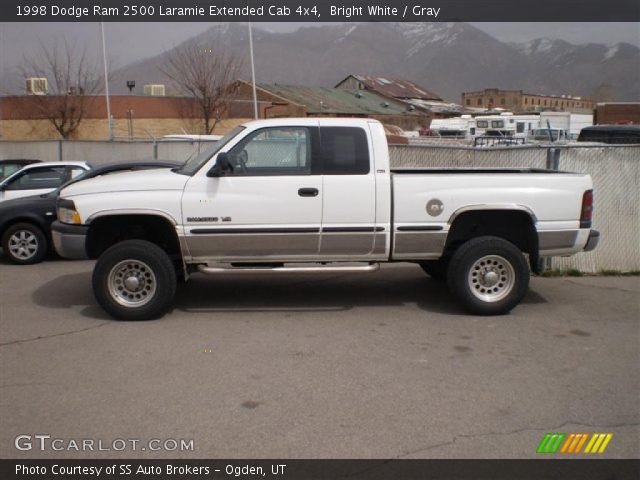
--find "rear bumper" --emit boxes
[51,221,89,259]
[583,229,600,252]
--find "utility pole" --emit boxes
[248,22,258,119]
[100,22,113,140]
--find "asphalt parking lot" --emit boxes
[1,258,638,459]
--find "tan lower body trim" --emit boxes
[392,231,447,260]
[538,230,579,251]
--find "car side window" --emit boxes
[68,166,87,179]
[1,164,22,181]
[319,127,370,175]
[226,127,311,176]
[5,167,67,190]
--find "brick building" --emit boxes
[228,80,428,130]
[594,103,640,125]
[0,90,281,140]
[461,88,594,114]
[335,74,462,119]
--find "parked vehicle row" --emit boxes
[0,161,180,264]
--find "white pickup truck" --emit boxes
[52,118,599,320]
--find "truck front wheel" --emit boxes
[447,236,529,315]
[92,240,177,320]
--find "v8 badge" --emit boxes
[426,199,444,217]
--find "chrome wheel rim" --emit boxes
[468,255,515,303]
[8,230,39,260]
[107,259,157,307]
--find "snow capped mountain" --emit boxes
[105,22,639,102]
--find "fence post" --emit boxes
[544,147,562,270]
[153,139,158,160]
[57,140,63,162]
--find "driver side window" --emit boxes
[226,127,311,176]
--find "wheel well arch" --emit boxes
[444,209,539,267]
[0,216,49,238]
[86,214,182,261]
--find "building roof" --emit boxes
[258,84,420,116]
[404,98,464,115]
[339,75,443,101]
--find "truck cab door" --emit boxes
[181,125,322,262]
[318,125,379,258]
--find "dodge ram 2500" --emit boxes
[52,118,600,320]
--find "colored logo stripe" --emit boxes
[584,433,613,454]
[537,433,566,453]
[537,432,613,454]
[560,433,589,453]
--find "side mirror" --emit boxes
[206,152,234,177]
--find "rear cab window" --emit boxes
[319,126,370,175]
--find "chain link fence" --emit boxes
[2,140,638,273]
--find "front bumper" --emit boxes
[583,229,600,252]
[51,220,89,259]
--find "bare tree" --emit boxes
[20,41,103,139]
[161,40,242,135]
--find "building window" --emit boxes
[466,99,471,106]
[500,98,506,105]
[477,98,482,106]
[524,98,528,105]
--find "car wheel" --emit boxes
[92,240,177,320]
[1,223,47,265]
[447,236,529,315]
[419,259,448,281]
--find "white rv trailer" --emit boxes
[473,113,540,138]
[428,115,475,138]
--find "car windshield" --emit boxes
[174,126,245,176]
[532,129,560,140]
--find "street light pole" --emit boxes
[100,22,113,140]
[248,21,258,119]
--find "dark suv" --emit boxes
[577,125,640,144]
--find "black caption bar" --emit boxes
[2,0,639,22]
[1,459,639,479]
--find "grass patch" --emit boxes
[539,269,584,277]
[598,269,640,276]
[539,269,640,277]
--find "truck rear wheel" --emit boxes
[92,240,176,320]
[447,236,529,315]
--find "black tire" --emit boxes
[1,223,47,265]
[447,236,529,315]
[419,259,448,281]
[92,240,177,320]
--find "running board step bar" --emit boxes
[197,263,380,275]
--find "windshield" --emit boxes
[175,126,245,176]
[532,129,560,140]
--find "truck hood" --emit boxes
[59,168,189,197]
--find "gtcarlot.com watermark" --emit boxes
[15,434,194,452]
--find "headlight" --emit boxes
[57,199,82,224]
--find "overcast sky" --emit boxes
[1,22,638,75]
